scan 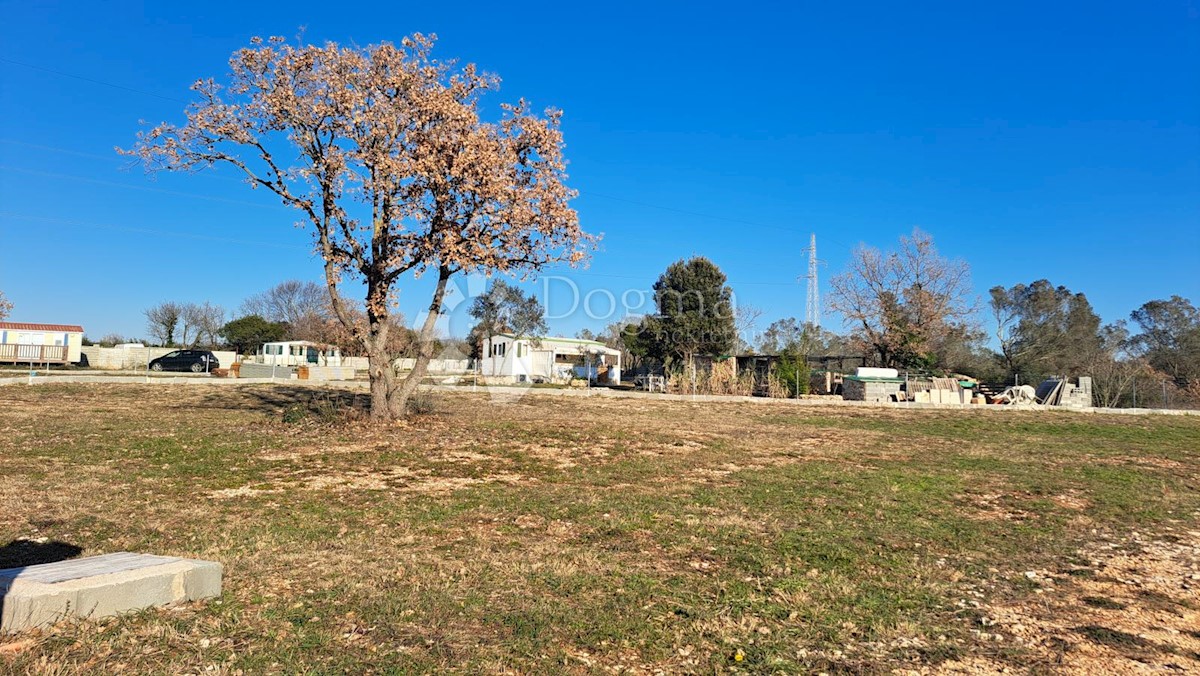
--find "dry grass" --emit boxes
[0,383,1198,673]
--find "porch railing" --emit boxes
[0,343,69,364]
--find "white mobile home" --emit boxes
[0,322,84,364]
[481,334,621,384]
[259,340,342,367]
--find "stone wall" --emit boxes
[81,346,237,371]
[303,366,357,381]
[394,358,472,373]
[842,378,902,403]
[1059,376,1093,408]
[338,357,471,373]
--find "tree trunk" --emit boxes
[393,267,454,416]
[362,269,398,421]
[366,339,397,421]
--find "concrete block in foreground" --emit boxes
[0,552,222,633]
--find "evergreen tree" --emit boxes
[649,257,736,368]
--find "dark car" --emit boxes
[149,350,220,373]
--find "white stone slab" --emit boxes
[1,552,222,633]
[855,367,899,378]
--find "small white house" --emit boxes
[259,340,342,367]
[481,333,621,384]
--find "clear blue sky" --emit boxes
[2,1,1197,343]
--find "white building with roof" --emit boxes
[258,340,343,367]
[0,322,84,364]
[481,333,621,384]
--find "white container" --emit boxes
[855,367,899,378]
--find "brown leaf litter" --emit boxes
[916,526,1200,674]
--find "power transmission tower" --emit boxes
[802,233,821,329]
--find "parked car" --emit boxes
[148,350,220,373]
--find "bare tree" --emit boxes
[828,229,975,369]
[184,302,226,348]
[0,291,11,321]
[1090,357,1147,408]
[124,35,593,420]
[734,304,764,353]
[1086,322,1183,408]
[239,280,406,352]
[145,302,184,346]
[97,333,128,347]
[307,304,413,357]
[757,318,849,357]
[240,280,329,327]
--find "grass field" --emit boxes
[1,384,1198,674]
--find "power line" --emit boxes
[0,209,803,286]
[0,57,187,103]
[0,138,125,163]
[0,138,296,189]
[2,52,856,253]
[0,165,292,212]
[578,190,856,253]
[0,211,312,251]
[578,190,795,235]
[0,149,852,257]
[1,57,855,253]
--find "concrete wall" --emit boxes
[912,388,972,405]
[81,346,238,370]
[303,365,357,381]
[1059,377,1093,408]
[843,378,902,402]
[237,363,295,379]
[337,357,470,373]
[394,358,472,373]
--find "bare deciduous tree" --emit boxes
[0,291,11,321]
[183,302,226,348]
[828,228,975,369]
[757,318,849,357]
[145,302,184,346]
[97,333,129,347]
[239,280,387,352]
[240,280,329,327]
[733,304,764,353]
[124,35,593,420]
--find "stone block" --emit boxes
[1,552,222,633]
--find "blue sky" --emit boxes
[1,1,1197,344]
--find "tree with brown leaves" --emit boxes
[829,229,975,370]
[123,35,593,420]
[0,291,11,321]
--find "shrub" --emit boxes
[406,391,438,415]
[773,351,810,397]
[281,390,367,425]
